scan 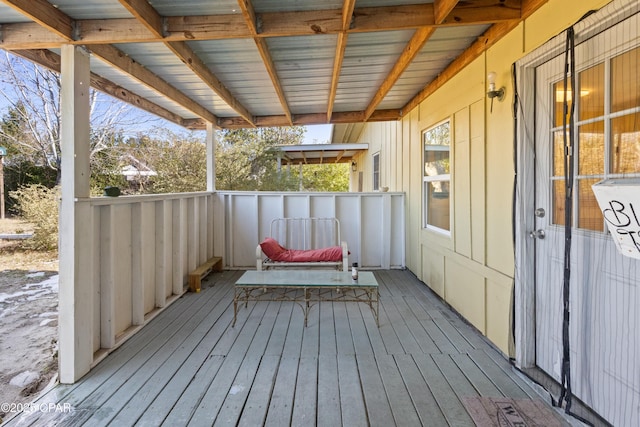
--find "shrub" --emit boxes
[10,184,60,251]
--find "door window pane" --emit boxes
[612,46,640,113]
[553,130,566,176]
[552,179,567,226]
[577,178,604,231]
[554,81,572,127]
[578,121,605,175]
[611,112,640,174]
[579,63,604,121]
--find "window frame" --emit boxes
[422,119,452,234]
[372,152,380,191]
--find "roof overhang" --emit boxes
[274,143,368,165]
[0,1,549,130]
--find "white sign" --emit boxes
[592,178,640,260]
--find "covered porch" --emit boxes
[5,270,574,426]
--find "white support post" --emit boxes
[206,122,216,192]
[58,45,93,383]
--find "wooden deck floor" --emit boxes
[6,270,572,426]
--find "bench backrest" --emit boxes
[270,217,341,250]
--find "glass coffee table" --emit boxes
[233,270,379,327]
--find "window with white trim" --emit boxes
[423,120,451,231]
[372,152,380,191]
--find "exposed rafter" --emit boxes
[87,44,217,124]
[117,0,256,126]
[237,0,292,125]
[0,3,523,49]
[434,0,460,24]
[327,0,357,123]
[364,27,435,121]
[1,0,74,41]
[12,48,188,127]
[0,0,549,129]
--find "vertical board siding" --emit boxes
[88,193,216,359]
[216,192,405,269]
[81,191,402,376]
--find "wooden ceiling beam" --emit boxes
[117,0,164,38]
[119,0,256,126]
[12,49,188,127]
[402,20,520,115]
[434,0,459,24]
[217,109,401,129]
[0,3,523,49]
[364,27,435,120]
[327,0,356,123]
[1,0,223,127]
[237,0,292,125]
[87,44,218,124]
[0,0,74,40]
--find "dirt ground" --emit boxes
[0,218,59,424]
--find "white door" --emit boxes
[534,16,640,427]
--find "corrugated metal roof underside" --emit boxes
[89,54,199,119]
[253,0,344,13]
[191,39,282,117]
[379,25,491,110]
[113,42,238,117]
[334,30,414,113]
[50,0,132,19]
[268,35,338,115]
[146,0,241,16]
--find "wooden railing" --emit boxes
[81,190,404,369]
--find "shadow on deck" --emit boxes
[5,270,574,426]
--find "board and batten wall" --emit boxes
[86,192,216,362]
[212,191,405,271]
[352,0,613,356]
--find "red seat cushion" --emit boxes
[259,237,287,259]
[273,246,343,262]
[260,238,343,262]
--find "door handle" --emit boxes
[529,229,545,239]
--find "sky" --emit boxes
[303,124,333,144]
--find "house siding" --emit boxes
[354,0,615,356]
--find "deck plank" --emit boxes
[291,356,318,427]
[395,354,448,425]
[375,354,422,426]
[333,302,355,355]
[3,270,574,427]
[345,301,374,355]
[264,356,299,427]
[390,296,440,354]
[318,302,337,355]
[414,354,476,426]
[356,354,395,427]
[235,355,281,427]
[468,349,531,399]
[337,354,368,427]
[164,300,272,425]
[317,354,341,427]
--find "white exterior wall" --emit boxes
[214,191,405,270]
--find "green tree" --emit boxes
[215,127,307,191]
[151,137,207,193]
[301,163,349,192]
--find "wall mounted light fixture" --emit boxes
[487,71,505,112]
[351,161,357,172]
